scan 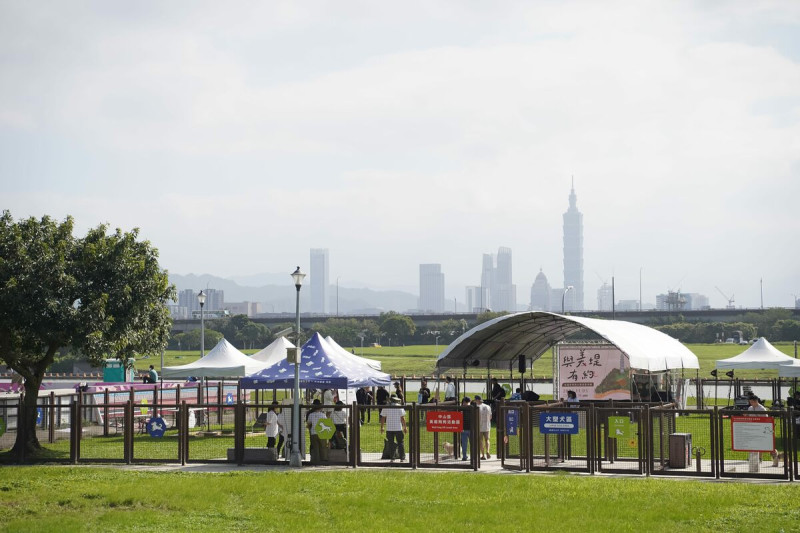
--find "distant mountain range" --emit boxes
[169,273,420,314]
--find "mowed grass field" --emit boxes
[1,467,799,532]
[140,342,798,380]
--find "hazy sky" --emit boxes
[2,1,799,309]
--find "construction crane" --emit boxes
[715,286,735,309]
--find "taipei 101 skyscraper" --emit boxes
[562,179,584,311]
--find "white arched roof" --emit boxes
[436,312,699,372]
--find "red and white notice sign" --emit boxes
[731,415,775,452]
[426,411,463,432]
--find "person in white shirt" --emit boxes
[265,401,283,452]
[306,399,329,464]
[322,389,335,417]
[474,395,492,460]
[331,401,348,450]
[380,395,407,461]
[748,395,779,466]
[444,376,456,402]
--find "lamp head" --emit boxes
[725,370,734,378]
[291,266,306,288]
[710,369,718,377]
[197,290,206,306]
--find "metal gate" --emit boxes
[525,405,593,473]
[416,404,477,470]
[649,407,716,477]
[717,407,790,480]
[595,405,646,474]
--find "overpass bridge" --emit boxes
[170,307,798,335]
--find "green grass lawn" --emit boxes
[142,342,798,381]
[0,466,798,532]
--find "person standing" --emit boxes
[322,388,334,417]
[475,395,492,460]
[265,401,283,453]
[380,395,407,461]
[376,385,390,406]
[444,376,456,402]
[356,387,373,424]
[393,381,404,402]
[460,396,472,461]
[748,395,779,467]
[331,401,348,450]
[418,379,431,404]
[306,399,328,464]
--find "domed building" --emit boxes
[530,269,551,311]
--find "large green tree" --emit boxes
[379,312,416,345]
[0,212,175,455]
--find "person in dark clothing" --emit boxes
[418,379,431,404]
[356,387,373,424]
[491,378,506,402]
[376,386,390,406]
[460,396,473,461]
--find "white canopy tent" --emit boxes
[325,336,382,370]
[715,337,796,370]
[779,361,800,377]
[162,338,267,378]
[250,336,295,367]
[436,312,699,372]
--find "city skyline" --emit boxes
[2,2,798,309]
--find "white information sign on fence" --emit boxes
[730,415,775,452]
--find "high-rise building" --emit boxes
[597,283,613,311]
[310,248,329,314]
[466,286,489,313]
[178,288,224,313]
[479,248,516,312]
[419,264,445,313]
[530,269,552,311]
[493,247,516,312]
[563,180,584,311]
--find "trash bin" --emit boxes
[669,433,692,468]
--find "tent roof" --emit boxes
[325,336,382,370]
[779,360,800,377]
[436,311,699,372]
[716,337,796,370]
[162,338,266,379]
[251,336,295,365]
[240,332,391,389]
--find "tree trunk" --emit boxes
[11,374,44,457]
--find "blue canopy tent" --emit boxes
[240,332,391,390]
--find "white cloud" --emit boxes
[1,1,798,308]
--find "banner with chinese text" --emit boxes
[558,345,630,400]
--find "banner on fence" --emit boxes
[557,345,630,400]
[730,415,775,452]
[426,411,463,432]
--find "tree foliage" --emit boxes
[378,312,416,345]
[0,211,175,453]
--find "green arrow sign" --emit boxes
[315,417,336,440]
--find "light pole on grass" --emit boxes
[197,290,207,430]
[290,266,306,468]
[561,285,573,314]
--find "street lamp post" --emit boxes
[290,266,306,468]
[336,276,340,316]
[197,290,207,431]
[561,285,574,314]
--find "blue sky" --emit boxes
[2,1,799,309]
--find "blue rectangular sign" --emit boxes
[505,409,519,436]
[539,412,579,435]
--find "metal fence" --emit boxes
[3,399,799,481]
